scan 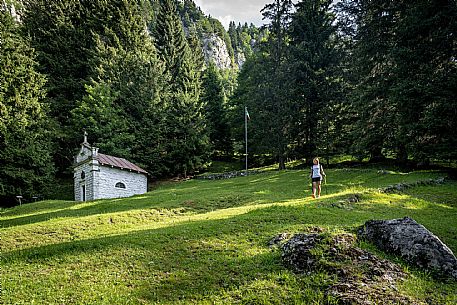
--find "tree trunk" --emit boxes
[278,155,286,170]
[369,147,385,162]
[396,145,408,163]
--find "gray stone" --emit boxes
[235,50,246,68]
[281,233,417,304]
[435,177,446,184]
[378,177,447,193]
[201,34,232,70]
[327,194,360,210]
[195,170,260,180]
[268,233,290,248]
[281,233,323,273]
[347,194,361,203]
[358,217,457,280]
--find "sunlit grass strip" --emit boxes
[1,196,311,253]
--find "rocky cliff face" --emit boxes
[12,0,249,71]
[2,0,21,22]
[200,33,251,70]
[234,50,246,68]
[201,33,232,70]
[177,1,261,71]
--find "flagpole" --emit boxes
[245,106,248,176]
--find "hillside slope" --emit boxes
[1,169,456,304]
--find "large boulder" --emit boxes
[358,217,457,280]
[281,233,323,273]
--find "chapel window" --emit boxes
[115,182,126,189]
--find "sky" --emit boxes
[193,0,271,29]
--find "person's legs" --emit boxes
[317,181,321,197]
[312,181,317,198]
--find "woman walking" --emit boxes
[310,157,326,198]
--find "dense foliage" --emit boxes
[202,62,232,155]
[0,8,55,203]
[154,0,210,177]
[340,0,457,163]
[233,0,342,168]
[233,0,457,168]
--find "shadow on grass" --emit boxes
[401,181,457,208]
[0,203,353,303]
[0,171,318,228]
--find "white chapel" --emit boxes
[73,133,148,201]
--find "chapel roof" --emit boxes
[96,153,148,175]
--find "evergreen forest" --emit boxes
[1,0,456,205]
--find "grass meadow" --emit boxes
[1,167,456,304]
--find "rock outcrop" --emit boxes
[323,194,361,210]
[358,217,457,280]
[234,50,246,68]
[201,34,232,70]
[378,177,446,193]
[2,1,21,22]
[280,233,419,304]
[281,233,324,273]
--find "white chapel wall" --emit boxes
[97,166,147,200]
[74,162,96,201]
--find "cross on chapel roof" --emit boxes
[81,130,91,148]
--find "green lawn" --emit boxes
[1,168,456,304]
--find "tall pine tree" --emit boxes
[21,0,93,170]
[339,0,457,163]
[389,0,457,163]
[154,0,209,177]
[71,0,169,175]
[288,0,343,162]
[339,0,397,161]
[260,0,294,169]
[0,9,55,205]
[202,62,232,155]
[232,0,293,170]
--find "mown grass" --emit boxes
[1,168,456,304]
